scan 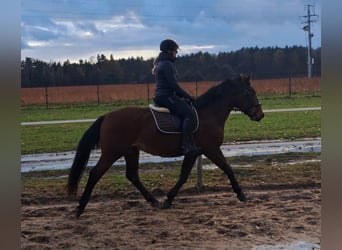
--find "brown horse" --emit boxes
[67,74,264,217]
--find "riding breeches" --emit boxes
[154,94,196,123]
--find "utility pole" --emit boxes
[301,4,318,78]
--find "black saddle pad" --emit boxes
[149,105,199,134]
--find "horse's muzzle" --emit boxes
[253,111,264,122]
[248,105,264,122]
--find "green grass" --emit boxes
[21,92,321,154]
[21,100,149,122]
[258,92,321,109]
[21,110,321,154]
[225,110,321,142]
[21,123,91,153]
[21,92,320,122]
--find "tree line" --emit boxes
[21,45,321,88]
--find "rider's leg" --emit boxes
[181,116,200,155]
[169,97,200,155]
[154,94,200,156]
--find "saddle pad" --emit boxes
[149,106,199,134]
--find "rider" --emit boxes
[153,39,200,156]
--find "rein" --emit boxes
[233,104,262,115]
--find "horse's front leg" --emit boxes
[162,154,198,209]
[124,147,160,208]
[204,148,246,202]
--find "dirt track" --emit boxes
[21,183,320,249]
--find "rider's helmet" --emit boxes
[160,39,179,53]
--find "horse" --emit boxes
[67,74,264,217]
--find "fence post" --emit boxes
[288,77,292,98]
[195,155,203,191]
[97,83,100,105]
[147,82,150,103]
[45,86,48,108]
[195,79,198,97]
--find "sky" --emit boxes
[21,0,321,63]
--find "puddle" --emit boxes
[254,241,320,249]
[21,138,321,173]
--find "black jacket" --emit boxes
[154,52,192,100]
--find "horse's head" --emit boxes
[233,74,264,122]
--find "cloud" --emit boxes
[21,38,30,49]
[21,0,321,62]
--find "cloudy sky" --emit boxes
[21,0,321,63]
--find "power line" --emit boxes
[300,4,318,78]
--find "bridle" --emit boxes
[233,103,262,116]
[232,87,262,117]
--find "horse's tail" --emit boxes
[67,115,105,196]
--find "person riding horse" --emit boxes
[68,73,264,216]
[153,39,200,156]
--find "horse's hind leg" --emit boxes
[162,154,198,209]
[76,153,120,217]
[205,148,246,202]
[124,147,160,208]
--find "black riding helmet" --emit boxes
[160,39,179,53]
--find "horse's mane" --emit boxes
[193,78,237,109]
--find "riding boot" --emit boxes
[181,118,201,156]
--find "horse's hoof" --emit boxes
[161,200,172,209]
[237,192,247,202]
[150,200,161,208]
[75,206,84,218]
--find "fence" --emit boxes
[21,77,320,106]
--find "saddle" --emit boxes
[148,104,199,134]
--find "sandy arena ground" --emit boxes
[22,182,320,249]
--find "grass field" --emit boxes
[21,92,321,154]
[21,92,320,122]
